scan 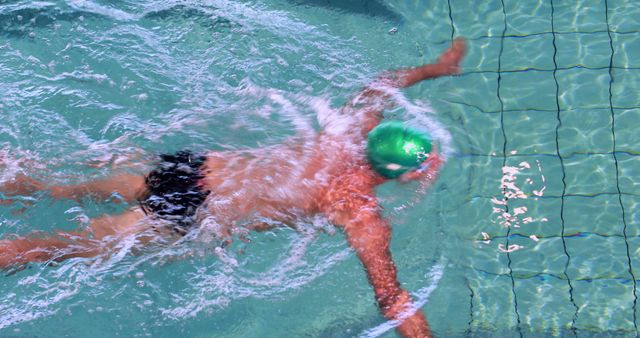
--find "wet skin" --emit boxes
[0,38,465,338]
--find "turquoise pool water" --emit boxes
[1,0,639,337]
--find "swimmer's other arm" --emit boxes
[340,38,465,138]
[346,38,465,105]
[381,38,465,88]
[341,211,432,338]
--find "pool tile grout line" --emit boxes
[459,65,640,77]
[457,151,640,159]
[605,0,639,335]
[447,1,477,335]
[442,1,640,336]
[447,0,455,42]
[550,0,580,336]
[496,1,523,336]
[432,29,640,46]
[468,231,640,242]
[464,281,475,338]
[443,100,640,116]
[466,192,640,203]
[468,267,640,285]
[439,2,640,335]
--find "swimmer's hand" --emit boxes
[398,147,443,184]
[435,37,466,76]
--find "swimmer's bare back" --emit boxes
[0,38,465,338]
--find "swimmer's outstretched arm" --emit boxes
[325,174,432,338]
[338,210,432,338]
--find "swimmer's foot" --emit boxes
[436,37,466,76]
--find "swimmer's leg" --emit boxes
[0,209,148,269]
[48,173,146,203]
[0,235,100,270]
[0,147,150,204]
[1,173,146,204]
[341,38,466,137]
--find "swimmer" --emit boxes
[0,38,465,338]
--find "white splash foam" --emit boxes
[67,0,138,20]
[498,244,524,253]
[486,160,549,251]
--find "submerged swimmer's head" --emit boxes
[366,121,433,179]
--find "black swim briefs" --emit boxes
[138,150,210,235]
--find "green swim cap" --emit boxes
[367,121,433,179]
